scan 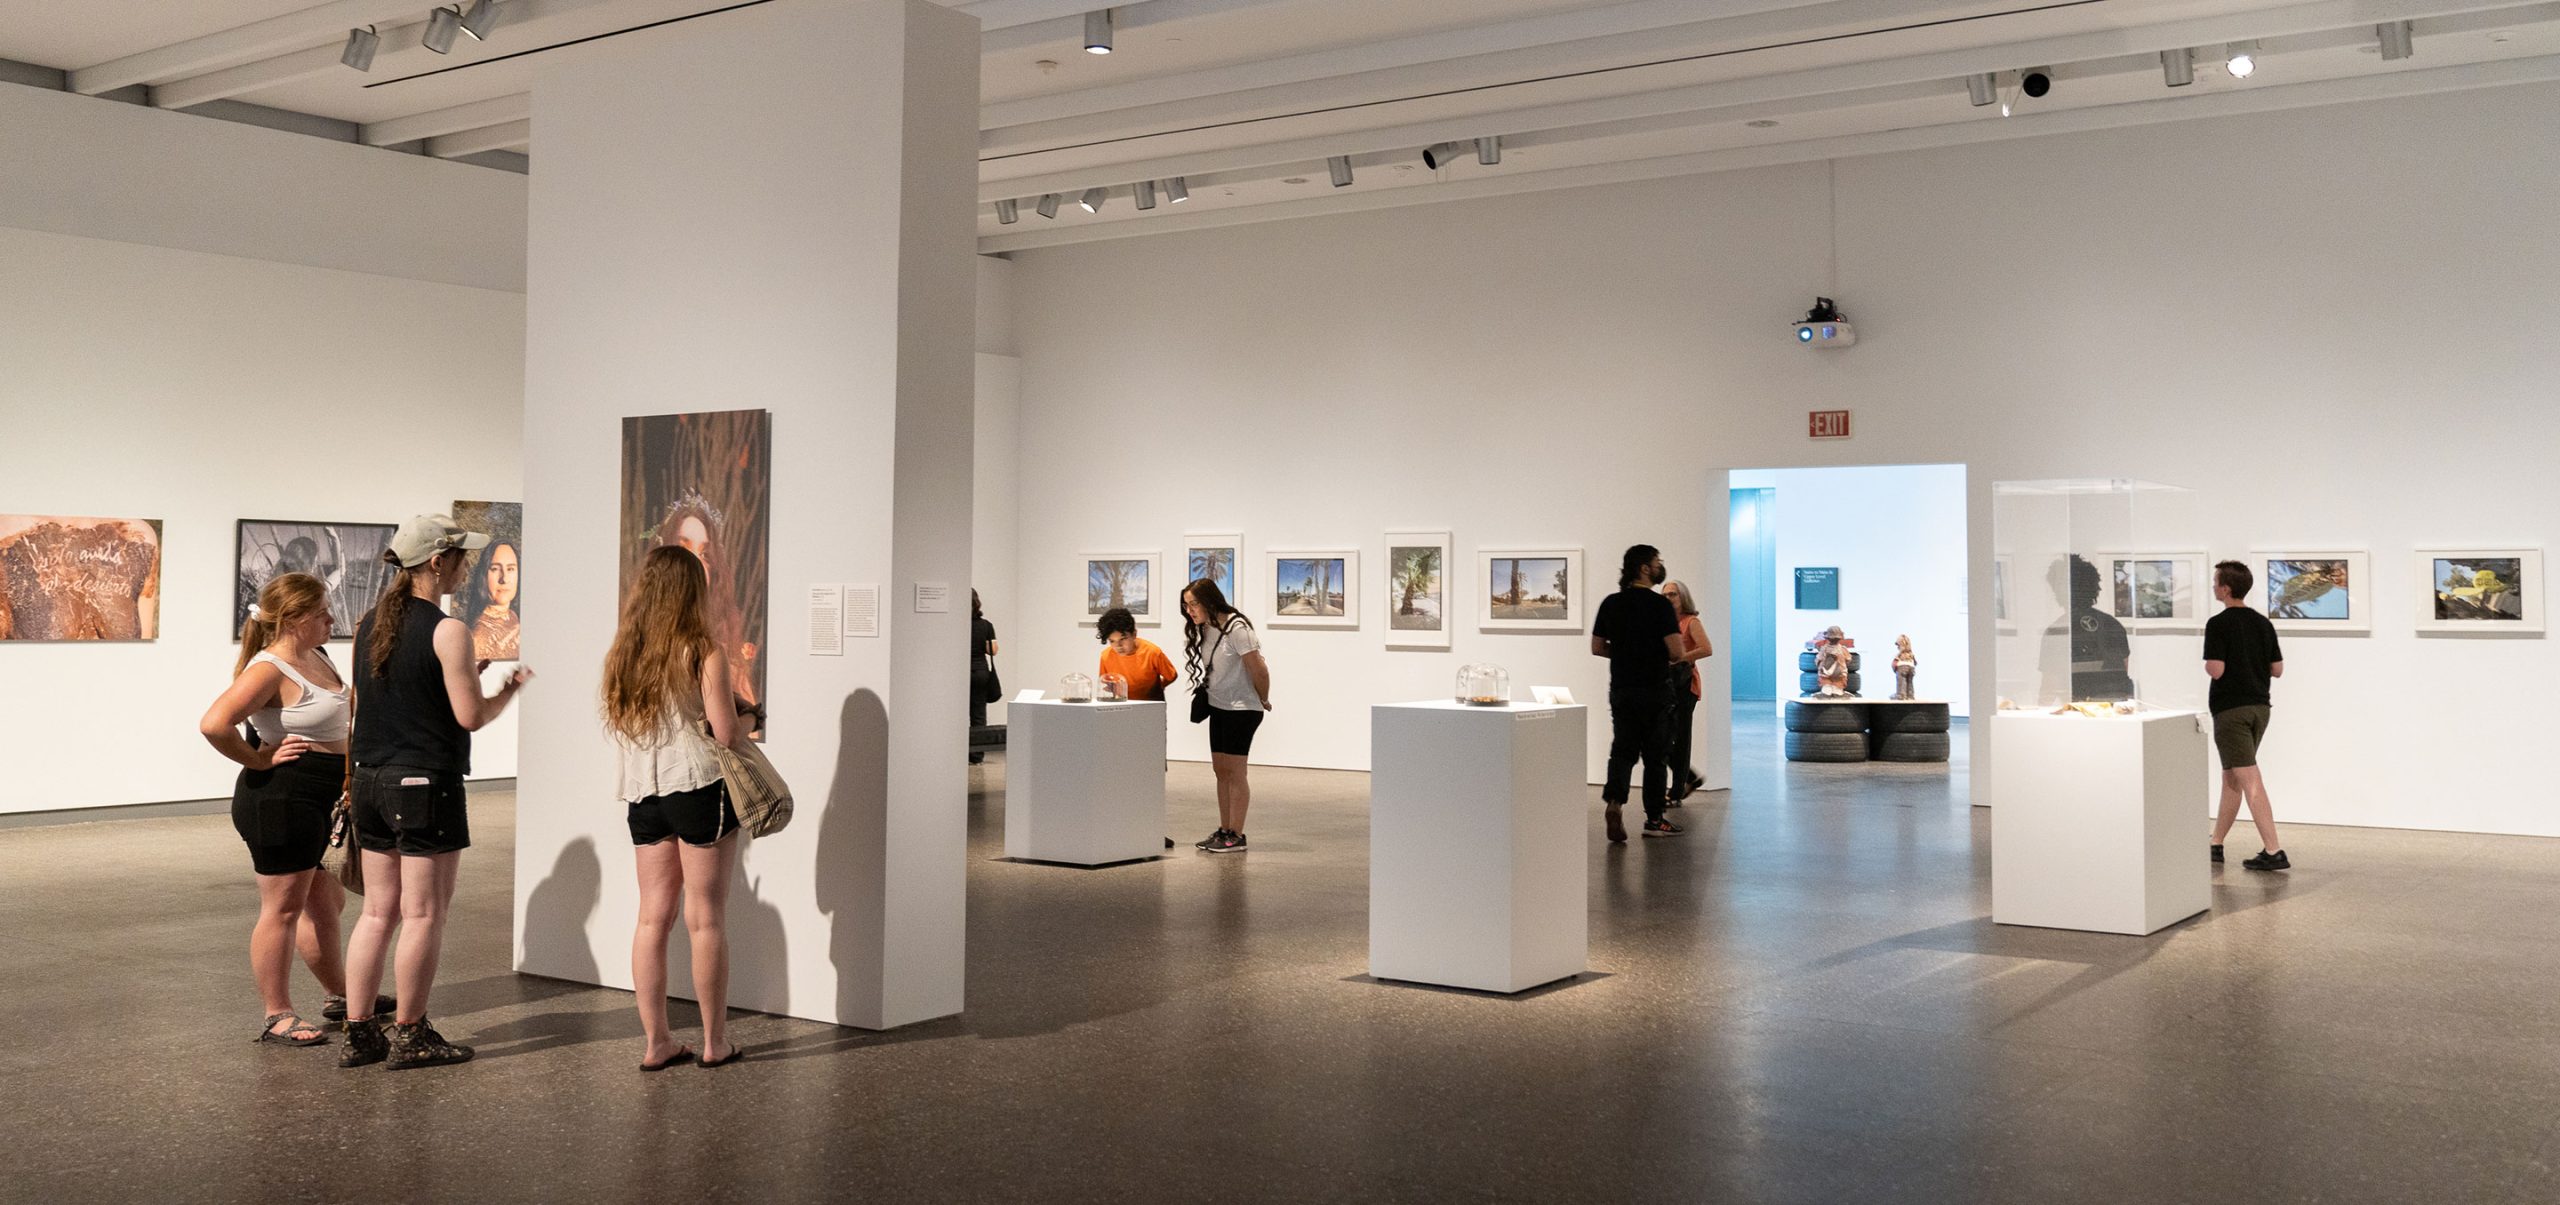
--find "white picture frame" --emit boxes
[1183,532,1243,612]
[1989,554,2015,633]
[1266,548,1360,629]
[1081,550,1165,627]
[2101,551,2209,631]
[1478,546,1585,633]
[1382,530,1453,649]
[2414,547,2543,635]
[2253,549,2371,635]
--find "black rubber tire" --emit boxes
[1784,700,1867,733]
[1798,672,1863,696]
[1866,704,1951,735]
[1797,651,1862,673]
[1785,731,1870,762]
[1870,731,1951,762]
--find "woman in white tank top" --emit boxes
[198,573,372,1048]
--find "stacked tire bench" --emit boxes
[1782,651,1951,763]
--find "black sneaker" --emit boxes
[1164,836,1176,849]
[339,1018,389,1068]
[1195,828,1228,849]
[1641,818,1684,838]
[2242,849,2290,872]
[1603,804,1627,844]
[321,994,396,1030]
[2210,844,2224,864]
[385,1019,475,1070]
[1204,831,1247,853]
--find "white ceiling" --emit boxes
[6,0,2556,251]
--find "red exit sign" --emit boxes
[1808,410,1852,439]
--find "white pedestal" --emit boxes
[1992,710,2211,935]
[1370,700,1588,993]
[1005,699,1167,867]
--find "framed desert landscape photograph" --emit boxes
[1083,551,1164,626]
[2414,547,2542,635]
[1383,530,1452,649]
[1184,533,1241,611]
[1479,547,1584,633]
[1266,548,1359,630]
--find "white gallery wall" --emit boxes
[1006,81,2560,837]
[0,85,528,816]
[1732,464,1972,716]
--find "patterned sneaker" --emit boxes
[1195,829,1229,850]
[1204,831,1248,853]
[1641,817,1684,838]
[339,1018,389,1069]
[385,1019,476,1070]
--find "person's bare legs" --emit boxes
[251,870,316,1028]
[2211,769,2246,847]
[631,839,686,1064]
[1212,752,1250,834]
[297,869,348,998]
[391,851,462,1025]
[341,849,403,1021]
[2233,765,2281,852]
[679,834,738,1062]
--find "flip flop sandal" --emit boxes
[257,1012,327,1047]
[698,1045,746,1069]
[640,1046,695,1072]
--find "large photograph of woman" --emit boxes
[449,500,522,661]
[620,410,770,726]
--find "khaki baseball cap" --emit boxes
[388,513,492,567]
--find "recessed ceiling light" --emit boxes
[1282,177,1308,184]
[1746,119,1780,128]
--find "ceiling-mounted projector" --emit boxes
[1794,296,1855,348]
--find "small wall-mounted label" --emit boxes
[1809,410,1852,439]
[914,582,951,613]
[1794,567,1841,610]
[843,584,880,638]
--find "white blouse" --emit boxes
[615,702,724,803]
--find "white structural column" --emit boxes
[513,0,980,1029]
[1991,711,2212,936]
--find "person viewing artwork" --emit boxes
[1658,579,1714,804]
[339,514,533,1071]
[450,500,522,661]
[1591,545,1684,842]
[603,545,748,1071]
[1096,606,1179,702]
[2204,559,2289,872]
[197,572,374,1049]
[970,590,999,766]
[1182,579,1271,854]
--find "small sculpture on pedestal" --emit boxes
[1811,626,1856,697]
[1891,634,1917,700]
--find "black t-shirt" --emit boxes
[1592,587,1679,691]
[2203,605,2282,714]
[2068,605,2135,701]
[971,617,996,673]
[352,597,470,776]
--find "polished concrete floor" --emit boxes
[6,714,2557,1204]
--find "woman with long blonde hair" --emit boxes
[198,573,364,1046]
[604,545,747,1070]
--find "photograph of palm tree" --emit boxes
[1488,557,1569,620]
[1088,558,1150,616]
[1275,558,1347,617]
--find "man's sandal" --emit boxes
[257,1012,328,1046]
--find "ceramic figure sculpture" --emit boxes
[1892,634,1917,700]
[1811,626,1855,697]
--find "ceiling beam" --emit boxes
[428,119,534,157]
[70,0,443,95]
[976,0,2550,200]
[363,94,535,145]
[150,42,342,111]
[979,50,2560,253]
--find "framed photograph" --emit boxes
[1267,548,1359,629]
[235,520,398,640]
[1184,533,1242,611]
[624,410,772,718]
[2102,551,2208,631]
[0,514,163,641]
[1990,555,2014,632]
[450,500,522,661]
[1383,530,1452,649]
[1479,547,1584,632]
[2255,550,2370,634]
[2414,547,2542,635]
[1082,551,1165,626]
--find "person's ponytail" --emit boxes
[234,611,273,678]
[368,549,415,678]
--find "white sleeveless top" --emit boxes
[249,649,351,745]
[615,699,724,803]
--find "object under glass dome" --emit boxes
[1456,663,1510,706]
[1059,672,1095,703]
[1098,672,1129,702]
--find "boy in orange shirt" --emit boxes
[1095,607,1179,701]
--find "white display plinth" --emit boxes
[1992,710,2210,935]
[1005,699,1167,866]
[1370,700,1589,993]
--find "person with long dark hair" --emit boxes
[339,514,532,1070]
[1590,545,1685,842]
[198,572,365,1047]
[1180,578,1270,853]
[1659,579,1715,803]
[604,546,748,1070]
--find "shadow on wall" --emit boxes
[521,835,602,983]
[818,689,891,1028]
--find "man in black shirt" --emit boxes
[1590,544,1687,842]
[2203,560,2288,870]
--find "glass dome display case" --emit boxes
[1098,672,1129,702]
[1058,672,1096,703]
[1456,663,1510,706]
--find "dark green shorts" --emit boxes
[2213,705,2271,770]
